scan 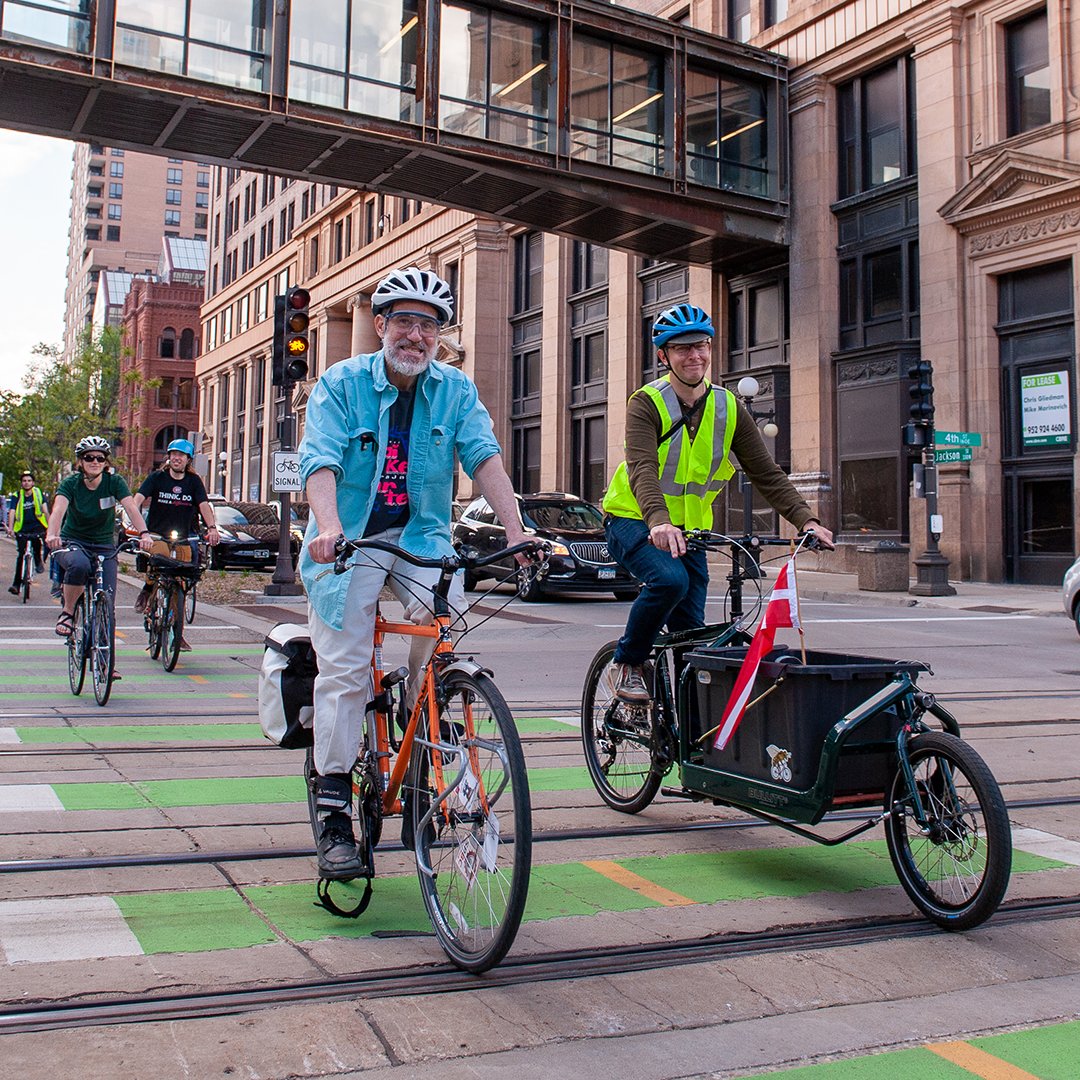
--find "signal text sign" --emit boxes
[272,451,302,492]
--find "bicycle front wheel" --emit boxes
[884,731,1011,931]
[21,553,31,603]
[161,583,184,672]
[90,599,115,706]
[185,582,197,623]
[147,584,165,660]
[408,670,531,973]
[581,642,663,814]
[67,596,87,696]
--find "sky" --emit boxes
[0,130,74,395]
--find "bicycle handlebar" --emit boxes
[331,536,549,577]
[684,530,827,554]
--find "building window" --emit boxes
[837,56,916,199]
[444,260,459,323]
[309,235,320,276]
[166,189,182,205]
[108,204,121,220]
[570,34,664,175]
[106,226,120,241]
[196,191,209,209]
[179,328,197,360]
[513,232,543,314]
[570,413,607,504]
[165,210,181,226]
[195,212,208,230]
[167,168,183,184]
[1006,10,1051,136]
[639,263,688,384]
[511,424,541,494]
[728,0,751,42]
[160,327,176,358]
[764,0,788,29]
[572,242,608,293]
[728,272,789,372]
[439,2,551,151]
[110,162,124,177]
[837,236,919,349]
[290,0,420,122]
[686,68,770,196]
[197,171,210,187]
[108,182,123,198]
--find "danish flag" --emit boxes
[713,556,802,751]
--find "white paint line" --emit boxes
[0,728,20,743]
[1011,827,1080,867]
[0,785,64,813]
[0,896,143,964]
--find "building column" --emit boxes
[786,73,838,538]
[349,293,378,355]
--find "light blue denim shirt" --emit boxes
[298,350,501,630]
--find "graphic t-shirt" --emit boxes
[363,389,414,536]
[138,470,208,539]
[57,471,132,546]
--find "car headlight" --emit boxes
[547,541,571,557]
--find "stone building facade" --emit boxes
[194,0,1080,584]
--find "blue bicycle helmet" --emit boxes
[652,303,714,347]
[166,438,195,457]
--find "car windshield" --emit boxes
[523,501,604,531]
[216,506,250,528]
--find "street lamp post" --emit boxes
[218,451,228,497]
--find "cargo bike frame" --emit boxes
[581,531,1011,931]
[304,536,546,973]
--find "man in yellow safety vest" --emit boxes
[601,303,834,703]
[6,471,49,594]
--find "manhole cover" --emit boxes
[961,605,1021,613]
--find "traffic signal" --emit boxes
[283,286,311,382]
[908,359,934,425]
[271,295,286,386]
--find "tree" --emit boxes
[0,325,127,493]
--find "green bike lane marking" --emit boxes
[47,765,594,810]
[77,843,1067,955]
[0,691,255,701]
[742,1020,1080,1078]
[15,724,265,744]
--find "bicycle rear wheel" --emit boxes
[90,598,115,706]
[884,731,1011,931]
[147,584,165,660]
[67,596,87,696]
[581,642,663,814]
[161,583,184,672]
[408,670,531,973]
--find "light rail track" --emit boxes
[1,896,1077,1035]
[3,794,1078,875]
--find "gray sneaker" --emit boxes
[607,662,650,704]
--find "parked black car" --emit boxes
[452,492,639,601]
[210,502,301,571]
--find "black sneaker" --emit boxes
[6,586,17,595]
[317,812,364,880]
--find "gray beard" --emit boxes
[384,342,434,378]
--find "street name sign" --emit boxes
[936,447,973,463]
[935,431,982,447]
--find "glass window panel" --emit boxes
[290,0,347,71]
[348,78,418,122]
[570,37,609,134]
[1022,478,1073,554]
[840,457,898,532]
[584,332,606,383]
[1007,12,1051,135]
[293,66,347,109]
[839,260,857,327]
[720,79,768,195]
[866,249,902,318]
[188,43,265,90]
[864,65,902,186]
[749,285,779,345]
[115,0,185,36]
[190,0,266,51]
[728,0,751,42]
[685,69,719,162]
[2,1,90,52]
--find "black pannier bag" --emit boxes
[258,623,318,748]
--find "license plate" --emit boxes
[597,567,616,580]
[250,549,270,559]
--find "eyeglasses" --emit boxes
[21,478,34,483]
[664,341,712,358]
[80,454,108,463]
[386,312,440,337]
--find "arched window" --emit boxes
[153,425,187,465]
[179,327,197,360]
[160,326,176,358]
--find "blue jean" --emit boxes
[54,542,118,595]
[605,515,709,666]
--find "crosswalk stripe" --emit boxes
[928,1041,1041,1079]
[582,859,695,906]
[0,896,144,964]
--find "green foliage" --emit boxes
[0,326,127,492]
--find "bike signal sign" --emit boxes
[272,451,302,492]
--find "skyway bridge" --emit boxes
[0,0,789,269]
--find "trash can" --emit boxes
[856,540,910,592]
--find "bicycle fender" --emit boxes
[439,658,493,681]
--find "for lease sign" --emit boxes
[1021,371,1071,447]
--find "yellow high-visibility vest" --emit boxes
[12,486,48,531]
[602,377,737,532]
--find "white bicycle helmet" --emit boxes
[75,435,111,458]
[371,267,454,324]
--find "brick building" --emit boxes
[117,238,207,481]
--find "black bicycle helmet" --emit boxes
[371,267,454,324]
[652,303,714,347]
[75,435,111,458]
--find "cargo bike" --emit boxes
[581,532,1012,931]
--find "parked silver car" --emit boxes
[1062,555,1080,635]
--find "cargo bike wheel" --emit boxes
[884,731,1011,931]
[581,642,664,814]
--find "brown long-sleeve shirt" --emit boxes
[623,388,817,531]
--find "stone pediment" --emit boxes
[292,381,311,409]
[940,151,1080,233]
